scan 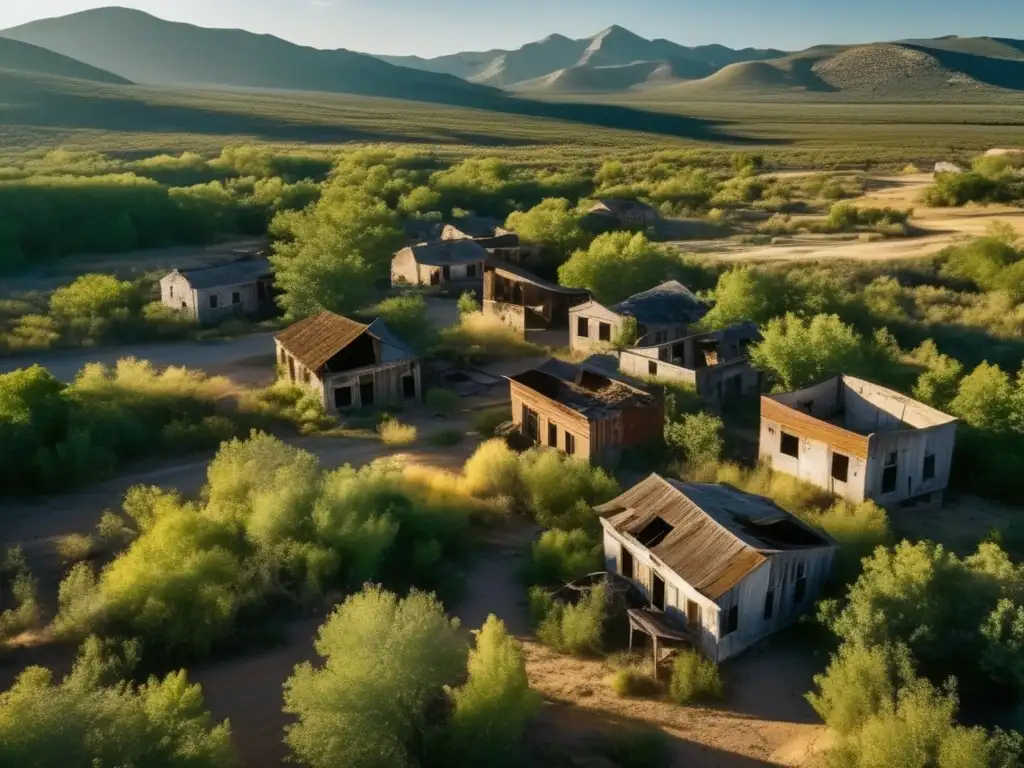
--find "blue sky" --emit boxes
[3,0,1021,57]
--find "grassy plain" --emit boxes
[1,70,1022,167]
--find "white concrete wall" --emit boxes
[759,417,869,502]
[194,282,261,323]
[160,273,197,320]
[864,423,956,503]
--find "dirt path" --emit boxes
[676,174,1024,265]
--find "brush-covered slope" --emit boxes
[379,25,784,90]
[0,6,497,105]
[0,36,129,84]
[650,40,1024,101]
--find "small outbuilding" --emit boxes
[483,262,590,334]
[760,375,958,506]
[618,321,762,402]
[442,216,524,264]
[390,239,488,290]
[587,198,659,228]
[597,473,836,662]
[275,311,421,413]
[507,359,663,462]
[570,281,709,352]
[160,257,274,324]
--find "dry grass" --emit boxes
[438,312,544,362]
[55,533,96,565]
[377,418,418,446]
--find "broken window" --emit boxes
[565,432,576,456]
[598,322,611,342]
[764,589,775,621]
[722,604,739,637]
[620,545,634,580]
[686,599,701,627]
[466,263,477,278]
[882,451,898,494]
[402,374,416,399]
[831,453,850,483]
[780,432,800,458]
[209,294,218,309]
[577,317,589,338]
[334,386,352,408]
[648,360,658,376]
[232,291,241,305]
[794,563,807,604]
[523,405,538,441]
[923,453,936,481]
[548,422,558,448]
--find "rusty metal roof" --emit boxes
[597,474,833,600]
[275,311,370,372]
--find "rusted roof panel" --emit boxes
[276,311,369,372]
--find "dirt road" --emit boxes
[678,174,1024,265]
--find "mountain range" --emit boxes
[0,7,1022,104]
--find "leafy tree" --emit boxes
[558,232,678,304]
[910,341,964,409]
[398,186,442,215]
[270,185,404,318]
[700,267,788,329]
[940,237,1024,300]
[49,274,137,321]
[750,313,875,391]
[948,362,1017,433]
[526,528,602,586]
[504,198,588,263]
[370,294,439,351]
[283,586,466,768]
[446,615,539,768]
[664,412,724,468]
[457,290,481,316]
[0,637,235,768]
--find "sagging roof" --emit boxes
[491,262,590,296]
[276,311,413,372]
[610,281,709,326]
[596,474,834,600]
[171,257,271,290]
[403,239,488,267]
[508,359,656,418]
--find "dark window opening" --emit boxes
[548,422,558,448]
[209,294,218,309]
[334,386,352,408]
[722,604,739,637]
[302,369,311,384]
[886,451,898,467]
[636,516,675,547]
[402,374,416,399]
[780,432,800,458]
[577,317,589,338]
[565,432,576,456]
[232,291,241,305]
[831,453,850,483]
[648,360,658,376]
[687,599,701,627]
[598,322,611,342]
[359,379,375,407]
[794,563,807,603]
[620,546,634,580]
[169,286,174,298]
[466,263,477,278]
[739,517,827,548]
[923,454,936,481]
[523,405,539,440]
[430,270,441,286]
[882,465,898,494]
[181,301,187,310]
[442,265,451,281]
[764,589,775,621]
[287,357,296,381]
[652,574,666,611]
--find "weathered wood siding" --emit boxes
[510,379,594,458]
[322,360,420,414]
[865,422,956,503]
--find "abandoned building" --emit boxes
[569,281,709,353]
[275,311,421,414]
[442,216,524,264]
[618,321,763,401]
[587,198,659,228]
[760,375,958,505]
[483,262,590,334]
[507,359,663,462]
[160,257,274,324]
[390,239,488,290]
[597,473,836,662]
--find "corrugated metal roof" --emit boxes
[597,474,833,600]
[174,257,271,289]
[611,281,709,325]
[276,311,368,372]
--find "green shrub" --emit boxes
[283,586,467,768]
[667,650,723,705]
[369,294,438,351]
[536,584,606,656]
[457,290,481,316]
[559,232,679,305]
[517,448,619,529]
[446,615,539,768]
[378,418,418,446]
[664,411,724,468]
[0,638,236,768]
[0,567,41,641]
[56,534,96,565]
[607,653,660,698]
[437,312,542,364]
[425,387,460,416]
[472,406,511,437]
[526,528,602,586]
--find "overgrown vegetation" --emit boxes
[668,650,724,705]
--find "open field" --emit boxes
[1,72,1023,166]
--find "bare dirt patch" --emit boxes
[889,492,1024,556]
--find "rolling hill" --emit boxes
[0,36,129,84]
[0,6,497,107]
[646,40,1024,101]
[378,25,785,91]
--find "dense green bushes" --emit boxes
[283,589,535,768]
[667,650,724,705]
[558,232,680,304]
[532,583,607,656]
[0,637,235,768]
[525,529,603,586]
[54,434,472,659]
